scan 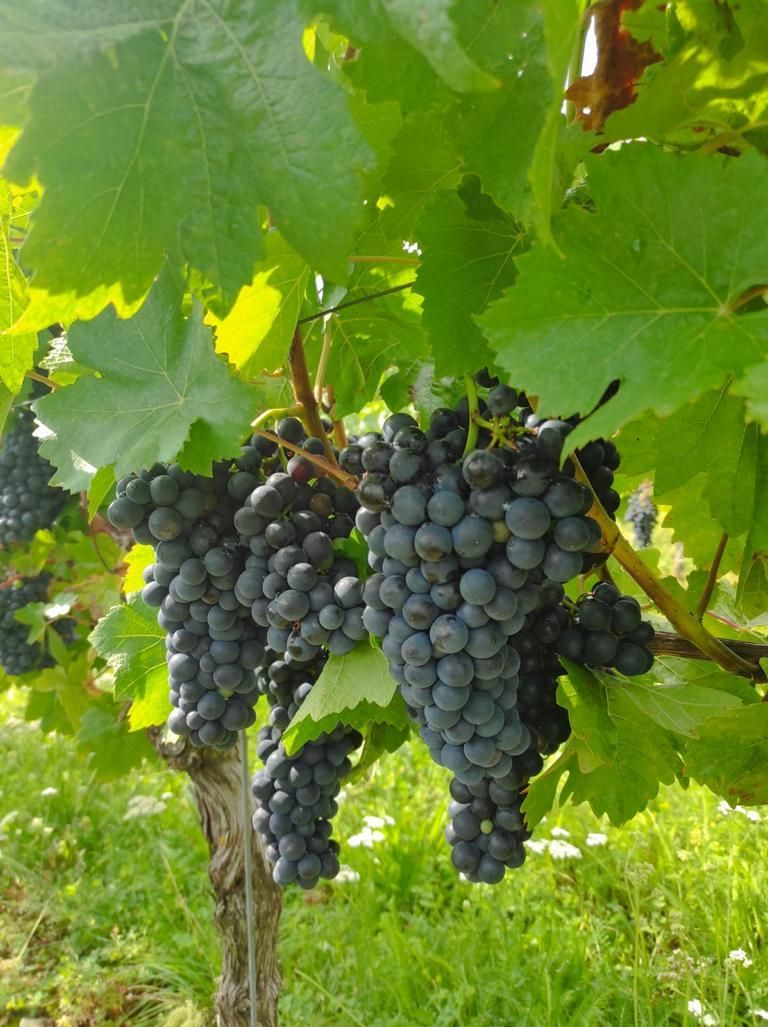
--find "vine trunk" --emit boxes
[150,732,282,1027]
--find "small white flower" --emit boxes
[347,826,385,849]
[752,1010,768,1021]
[524,839,549,854]
[548,839,582,860]
[29,817,45,831]
[363,815,393,829]
[687,999,717,1025]
[586,832,608,847]
[725,948,752,968]
[550,826,571,838]
[124,795,167,820]
[40,787,58,797]
[744,809,761,823]
[335,865,360,883]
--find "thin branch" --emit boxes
[730,284,768,312]
[26,370,61,390]
[697,532,728,620]
[348,255,420,266]
[650,630,766,680]
[572,455,757,679]
[314,322,333,402]
[251,404,303,430]
[297,281,416,325]
[250,428,356,489]
[324,384,347,449]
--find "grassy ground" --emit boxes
[1,696,766,1027]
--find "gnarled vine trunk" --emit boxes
[150,732,282,1027]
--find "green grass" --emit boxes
[1,696,766,1027]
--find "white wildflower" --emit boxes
[363,815,394,829]
[626,861,655,886]
[743,809,761,823]
[524,839,549,854]
[725,948,752,968]
[124,795,167,820]
[40,787,58,797]
[550,826,571,838]
[347,826,385,849]
[29,817,45,831]
[687,999,717,1025]
[335,865,360,884]
[752,1010,768,1021]
[586,832,608,847]
[548,839,582,860]
[717,800,733,816]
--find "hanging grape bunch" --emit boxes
[0,573,77,676]
[350,370,656,883]
[0,408,68,547]
[252,647,363,888]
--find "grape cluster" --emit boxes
[557,582,655,675]
[230,417,365,664]
[0,574,76,675]
[349,377,641,882]
[0,409,67,547]
[109,460,267,748]
[626,482,657,548]
[252,649,363,887]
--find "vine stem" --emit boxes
[697,532,728,620]
[250,428,356,489]
[462,374,480,458]
[572,455,757,679]
[649,631,766,678]
[239,731,259,1027]
[314,322,333,402]
[289,326,338,470]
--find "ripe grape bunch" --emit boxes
[0,573,76,676]
[252,648,363,888]
[230,416,366,667]
[349,371,645,883]
[0,408,68,547]
[626,482,657,548]
[557,582,655,675]
[108,458,268,749]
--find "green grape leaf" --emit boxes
[653,388,759,537]
[319,0,495,92]
[450,4,552,219]
[206,232,310,379]
[77,703,155,779]
[479,146,768,448]
[87,465,116,522]
[521,742,579,829]
[282,640,408,754]
[35,269,253,477]
[3,0,373,323]
[323,292,428,417]
[620,672,745,738]
[413,187,523,377]
[123,543,155,596]
[555,663,682,824]
[683,703,768,806]
[0,182,36,391]
[379,112,462,241]
[734,360,768,428]
[90,597,168,730]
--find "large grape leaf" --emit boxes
[90,597,168,731]
[34,269,253,477]
[206,232,310,379]
[450,3,552,220]
[317,0,495,93]
[653,388,760,538]
[683,703,768,806]
[282,641,409,754]
[77,704,155,779]
[0,181,36,392]
[0,0,374,325]
[413,186,523,378]
[479,146,768,449]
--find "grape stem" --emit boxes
[289,326,339,470]
[314,322,333,402]
[571,454,758,679]
[25,370,61,390]
[649,631,766,680]
[697,532,728,620]
[251,404,303,430]
[250,428,356,489]
[462,374,480,457]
